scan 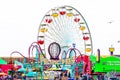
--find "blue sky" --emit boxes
[0,0,120,57]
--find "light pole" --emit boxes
[109,45,115,56]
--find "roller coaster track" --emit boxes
[10,42,45,63]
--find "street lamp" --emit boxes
[109,45,115,56]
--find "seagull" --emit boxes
[118,40,120,43]
[108,20,114,24]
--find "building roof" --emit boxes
[0,58,7,64]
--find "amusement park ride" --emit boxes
[0,6,120,80]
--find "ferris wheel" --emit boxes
[37,6,93,59]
